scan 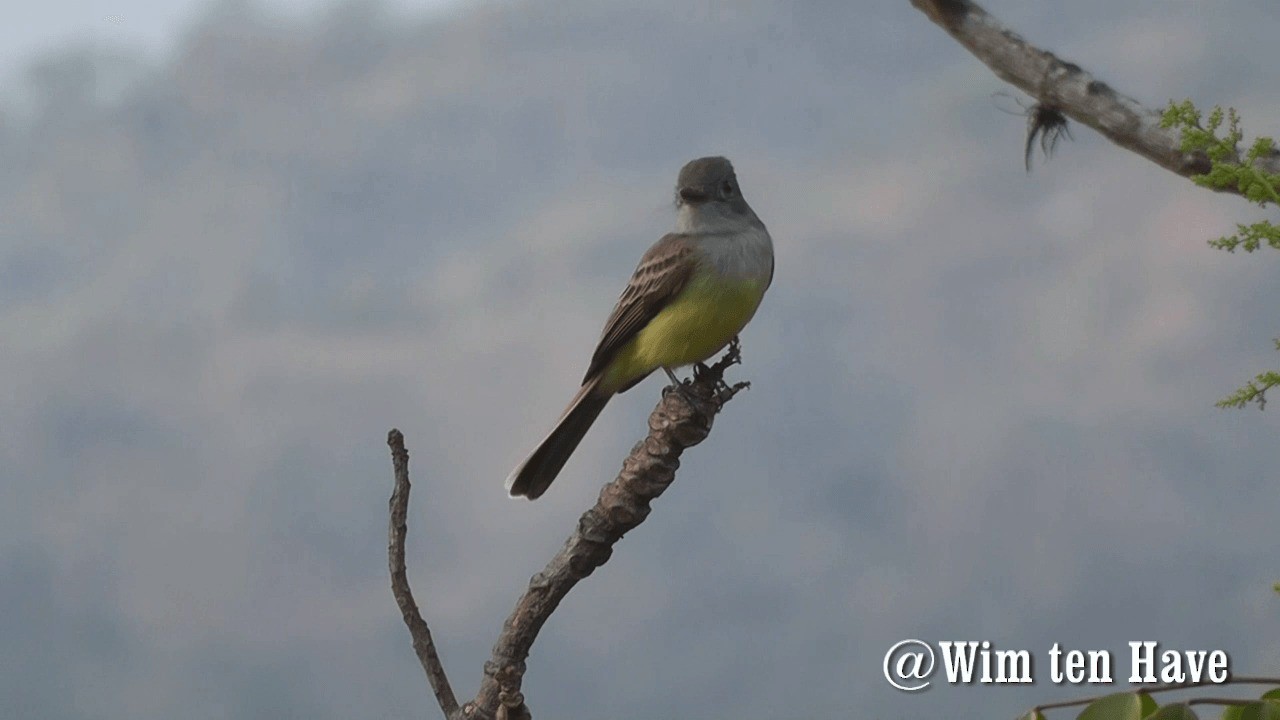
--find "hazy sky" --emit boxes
[0,0,473,79]
[3,1,1278,719]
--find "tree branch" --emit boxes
[1029,676,1280,715]
[1186,697,1264,707]
[389,343,751,720]
[909,0,1280,189]
[388,429,463,720]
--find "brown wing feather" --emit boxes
[583,233,697,382]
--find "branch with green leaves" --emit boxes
[909,0,1279,410]
[1160,101,1280,409]
[1160,101,1280,253]
[1019,681,1280,720]
[908,0,1280,188]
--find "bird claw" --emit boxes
[663,337,748,405]
[662,367,698,404]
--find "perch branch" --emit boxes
[909,0,1280,188]
[468,343,749,719]
[388,342,750,720]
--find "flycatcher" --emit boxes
[506,156,774,500]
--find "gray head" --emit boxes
[675,156,745,206]
[672,156,762,233]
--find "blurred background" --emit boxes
[3,0,1278,718]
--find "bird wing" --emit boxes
[583,233,697,383]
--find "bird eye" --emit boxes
[722,180,734,196]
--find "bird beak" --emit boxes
[678,186,709,203]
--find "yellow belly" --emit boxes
[601,273,767,392]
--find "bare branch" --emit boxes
[467,344,750,719]
[909,0,1280,190]
[387,429,462,720]
[388,343,751,719]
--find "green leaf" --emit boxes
[1079,692,1145,720]
[1217,370,1280,410]
[1263,688,1280,701]
[1160,99,1280,411]
[1144,703,1198,720]
[1224,706,1245,720]
[1238,700,1280,720]
[1017,711,1046,720]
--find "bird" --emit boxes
[506,156,774,500]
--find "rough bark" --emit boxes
[910,0,1280,188]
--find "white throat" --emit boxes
[675,204,773,281]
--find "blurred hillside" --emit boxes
[2,2,1278,719]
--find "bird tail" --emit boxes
[505,376,611,500]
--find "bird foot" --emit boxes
[662,366,699,404]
